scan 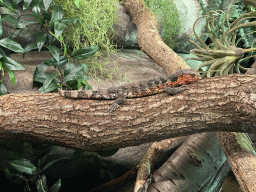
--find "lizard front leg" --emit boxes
[108,93,127,112]
[108,85,187,112]
[165,85,187,95]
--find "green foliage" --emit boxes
[54,0,119,51]
[143,0,181,48]
[29,0,98,92]
[0,1,27,95]
[93,154,116,181]
[0,0,98,95]
[188,0,256,78]
[0,0,98,191]
[53,0,120,79]
[1,142,68,192]
[229,1,256,49]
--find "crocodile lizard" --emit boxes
[58,68,199,112]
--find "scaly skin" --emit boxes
[58,68,199,100]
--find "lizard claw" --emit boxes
[107,96,127,113]
[107,103,120,113]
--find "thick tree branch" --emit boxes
[1,74,256,151]
[216,62,256,192]
[122,0,189,74]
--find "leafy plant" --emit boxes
[0,0,98,95]
[0,0,28,95]
[0,0,99,191]
[54,0,120,80]
[187,0,256,78]
[1,142,69,192]
[23,0,98,92]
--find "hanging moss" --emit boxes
[143,0,182,48]
[53,0,181,78]
[54,0,119,51]
[53,0,120,79]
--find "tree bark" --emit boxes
[121,0,189,74]
[1,73,256,151]
[217,132,256,192]
[216,62,256,192]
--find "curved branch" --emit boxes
[122,0,189,74]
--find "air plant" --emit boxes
[187,0,256,78]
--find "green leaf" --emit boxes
[47,46,60,62]
[73,0,80,8]
[0,83,8,96]
[33,62,49,83]
[10,29,22,39]
[70,47,98,60]
[8,159,37,175]
[79,63,87,73]
[43,0,52,11]
[47,33,55,45]
[42,10,51,24]
[59,34,63,41]
[61,65,86,83]
[2,56,26,70]
[61,17,81,25]
[36,145,58,169]
[54,21,66,39]
[49,178,61,192]
[43,55,68,67]
[6,68,15,86]
[38,81,59,93]
[35,145,57,159]
[23,0,33,10]
[64,61,76,76]
[0,1,18,14]
[43,73,58,89]
[78,79,91,89]
[63,64,87,85]
[0,48,8,58]
[2,14,20,28]
[41,157,70,172]
[3,167,22,183]
[0,38,24,53]
[36,175,47,192]
[4,167,11,176]
[18,19,38,28]
[36,32,47,52]
[10,0,22,6]
[0,14,2,36]
[24,42,38,55]
[50,3,63,24]
[32,3,41,23]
